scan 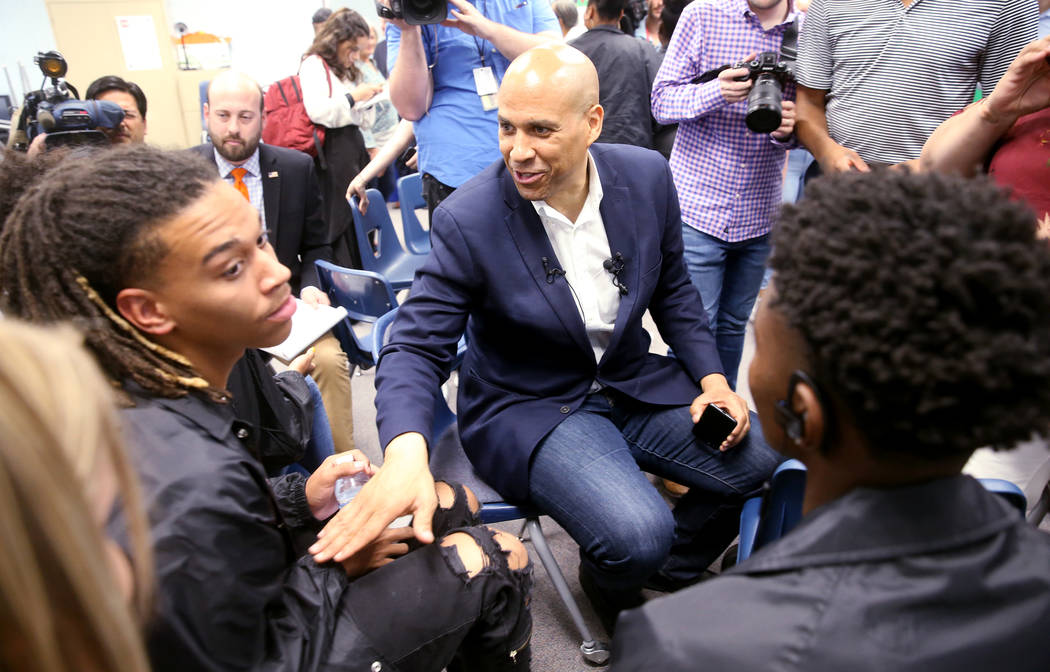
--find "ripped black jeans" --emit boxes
[343,482,533,672]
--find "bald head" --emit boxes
[206,71,265,114]
[204,71,265,164]
[500,44,599,114]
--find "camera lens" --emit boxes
[745,73,783,134]
[404,0,447,24]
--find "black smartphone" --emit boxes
[692,403,737,448]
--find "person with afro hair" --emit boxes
[611,169,1050,672]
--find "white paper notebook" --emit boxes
[261,299,348,361]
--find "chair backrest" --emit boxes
[396,173,431,254]
[314,260,399,323]
[349,190,410,272]
[198,80,210,143]
[978,478,1027,516]
[371,306,400,363]
[742,465,1030,561]
[751,459,807,554]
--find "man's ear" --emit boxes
[202,102,210,130]
[583,4,597,28]
[792,382,826,455]
[115,288,176,336]
[586,103,604,144]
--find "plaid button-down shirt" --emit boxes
[652,0,800,242]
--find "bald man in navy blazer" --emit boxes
[309,45,780,633]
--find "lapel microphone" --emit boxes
[541,257,565,284]
[603,252,628,296]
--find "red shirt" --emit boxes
[988,107,1050,223]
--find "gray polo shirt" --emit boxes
[795,0,1036,164]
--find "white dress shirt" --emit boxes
[531,153,619,364]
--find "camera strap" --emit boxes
[468,0,498,110]
[779,16,800,62]
[692,14,800,84]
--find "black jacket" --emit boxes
[121,391,376,671]
[570,25,660,149]
[612,475,1050,671]
[189,143,332,294]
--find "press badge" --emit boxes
[474,66,499,110]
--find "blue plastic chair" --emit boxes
[736,464,1030,563]
[198,80,210,143]
[736,459,807,563]
[314,260,399,370]
[395,174,432,255]
[349,189,428,290]
[372,308,610,665]
[978,478,1027,516]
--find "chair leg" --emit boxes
[524,517,611,666]
[1028,484,1050,525]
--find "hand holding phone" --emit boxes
[692,403,737,450]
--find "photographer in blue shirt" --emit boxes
[383,0,560,215]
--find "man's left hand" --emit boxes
[771,100,796,140]
[301,286,331,307]
[442,0,494,38]
[692,373,750,451]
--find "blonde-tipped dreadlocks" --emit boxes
[0,145,226,402]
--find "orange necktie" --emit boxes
[230,167,250,201]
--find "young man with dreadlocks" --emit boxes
[610,170,1050,671]
[0,145,533,672]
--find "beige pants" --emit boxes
[310,331,356,453]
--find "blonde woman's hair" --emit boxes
[0,320,153,672]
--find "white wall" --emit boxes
[0,0,58,101]
[163,0,380,88]
[0,0,380,104]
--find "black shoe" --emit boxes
[578,565,643,636]
[642,568,717,593]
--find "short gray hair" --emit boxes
[552,0,579,28]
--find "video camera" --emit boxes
[9,51,124,151]
[692,20,799,135]
[375,0,447,25]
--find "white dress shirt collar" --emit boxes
[530,152,619,366]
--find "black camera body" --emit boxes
[732,51,793,134]
[31,99,126,148]
[10,51,124,151]
[375,0,448,25]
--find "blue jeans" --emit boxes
[682,226,771,389]
[284,375,335,477]
[782,148,815,204]
[528,390,781,592]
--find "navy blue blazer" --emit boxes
[375,144,722,502]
